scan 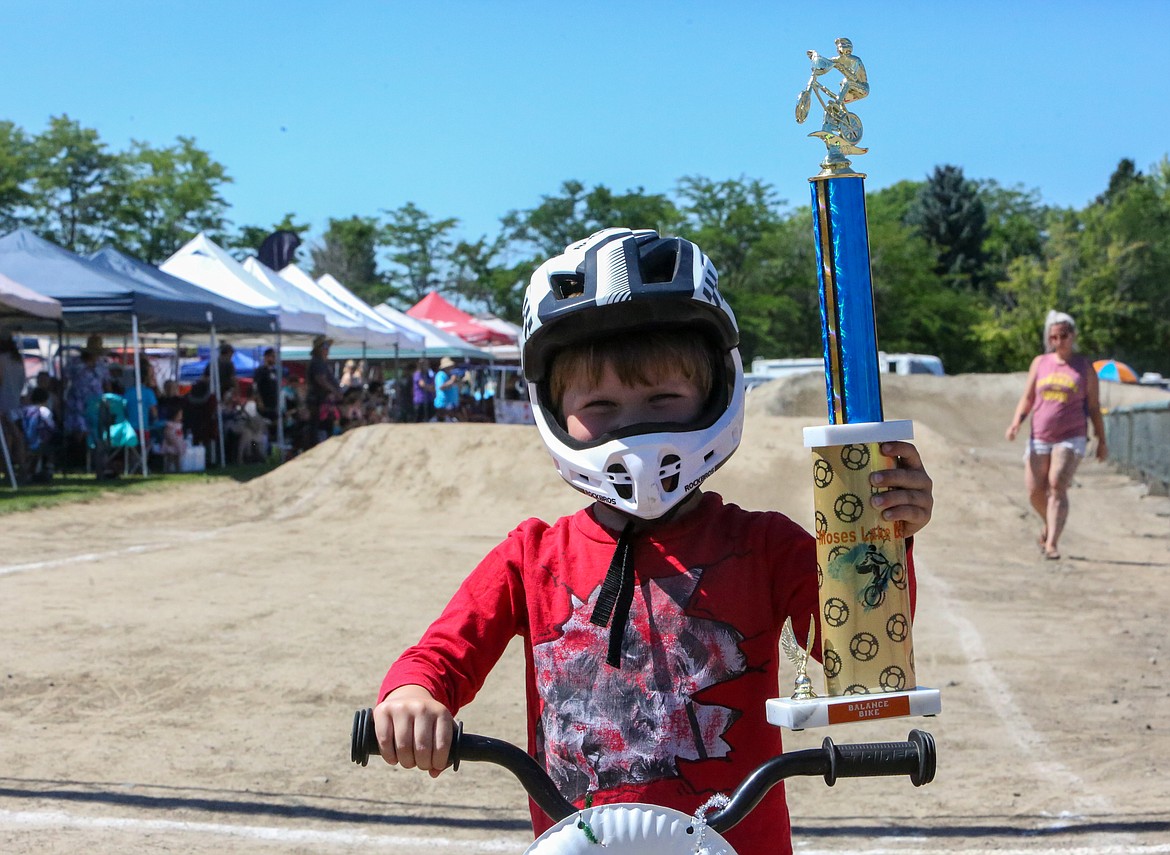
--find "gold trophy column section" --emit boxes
[811,441,915,696]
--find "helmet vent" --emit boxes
[606,463,634,500]
[639,239,679,284]
[703,450,716,462]
[550,273,585,300]
[659,454,682,493]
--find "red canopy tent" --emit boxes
[406,290,515,346]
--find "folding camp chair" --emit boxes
[86,394,141,477]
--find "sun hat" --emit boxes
[313,334,334,349]
[439,357,456,370]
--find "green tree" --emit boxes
[907,164,990,293]
[729,212,822,364]
[866,184,988,372]
[449,235,527,321]
[977,179,1049,292]
[674,176,799,363]
[380,202,459,306]
[975,161,1170,376]
[1070,166,1170,372]
[27,115,118,252]
[1095,157,1142,206]
[503,180,681,260]
[675,175,784,280]
[0,121,33,232]
[310,216,385,304]
[109,137,231,263]
[974,253,1060,370]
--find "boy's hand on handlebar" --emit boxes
[870,441,933,540]
[374,685,455,778]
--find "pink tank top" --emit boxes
[1030,352,1090,443]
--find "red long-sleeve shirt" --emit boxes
[381,491,916,854]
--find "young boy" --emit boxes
[373,228,933,853]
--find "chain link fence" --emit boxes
[1103,400,1170,495]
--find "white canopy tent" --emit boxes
[278,264,419,353]
[0,270,64,323]
[241,257,392,348]
[0,272,63,489]
[315,273,423,351]
[278,264,361,324]
[161,233,326,337]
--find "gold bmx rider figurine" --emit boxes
[796,36,869,165]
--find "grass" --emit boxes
[0,461,279,516]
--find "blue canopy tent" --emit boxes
[88,248,276,335]
[179,348,261,381]
[0,230,272,335]
[0,229,279,474]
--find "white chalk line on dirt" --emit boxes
[3,809,1169,855]
[0,808,521,851]
[0,528,229,577]
[920,566,1114,816]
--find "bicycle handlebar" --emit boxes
[351,708,936,834]
[351,708,576,824]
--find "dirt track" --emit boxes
[1,372,1168,854]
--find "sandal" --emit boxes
[1044,548,1061,560]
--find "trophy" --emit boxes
[780,616,817,701]
[768,38,941,730]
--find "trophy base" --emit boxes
[766,687,941,731]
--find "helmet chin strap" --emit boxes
[587,491,702,668]
[589,518,636,669]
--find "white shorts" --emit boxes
[1026,436,1087,458]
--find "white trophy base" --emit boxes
[803,418,915,448]
[767,686,941,730]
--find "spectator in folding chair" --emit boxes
[124,356,164,465]
[65,344,107,471]
[229,387,271,464]
[21,387,56,483]
[86,384,140,479]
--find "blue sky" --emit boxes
[5,1,1169,250]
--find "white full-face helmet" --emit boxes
[520,228,745,521]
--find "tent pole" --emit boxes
[209,324,226,468]
[54,321,65,468]
[131,314,148,477]
[274,322,285,460]
[0,407,15,489]
[393,343,400,418]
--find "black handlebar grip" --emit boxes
[823,729,936,787]
[351,707,467,770]
[349,708,574,822]
[351,708,377,766]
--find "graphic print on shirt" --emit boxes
[1038,370,1080,403]
[532,566,746,802]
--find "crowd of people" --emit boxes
[0,330,507,484]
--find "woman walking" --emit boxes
[1005,311,1107,560]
